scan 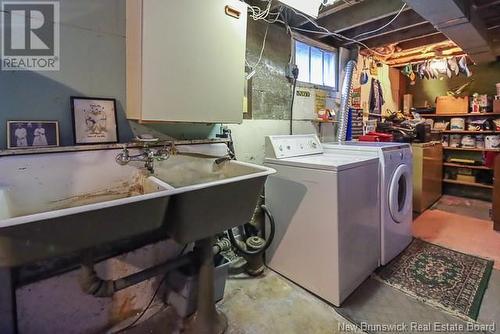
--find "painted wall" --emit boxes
[353,54,403,116]
[406,61,500,107]
[0,0,134,148]
[2,4,349,331]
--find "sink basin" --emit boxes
[0,149,177,267]
[153,154,276,244]
[0,147,275,267]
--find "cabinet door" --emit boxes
[140,0,247,123]
[421,144,443,209]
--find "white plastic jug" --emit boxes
[0,187,12,220]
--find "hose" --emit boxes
[337,60,357,143]
[227,204,276,256]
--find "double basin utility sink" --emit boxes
[0,147,275,267]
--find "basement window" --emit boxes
[293,39,338,90]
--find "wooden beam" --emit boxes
[395,32,450,50]
[361,23,438,48]
[475,0,500,10]
[340,10,428,41]
[387,48,465,66]
[317,0,411,33]
[404,0,497,62]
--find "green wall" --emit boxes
[406,61,500,107]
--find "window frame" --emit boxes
[291,33,339,91]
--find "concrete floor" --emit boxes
[120,270,359,334]
[119,196,499,334]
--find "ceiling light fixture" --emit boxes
[278,0,332,18]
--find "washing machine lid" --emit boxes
[323,142,410,152]
[265,154,378,171]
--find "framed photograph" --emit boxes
[7,121,60,149]
[71,97,119,145]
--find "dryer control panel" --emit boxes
[265,134,323,159]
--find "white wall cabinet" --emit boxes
[126,0,247,123]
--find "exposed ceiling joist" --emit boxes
[362,22,437,48]
[395,32,449,50]
[341,10,428,44]
[316,0,410,33]
[404,0,497,63]
[386,47,465,66]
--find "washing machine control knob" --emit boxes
[310,141,318,148]
[400,152,404,159]
[278,145,283,152]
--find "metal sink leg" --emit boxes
[185,237,227,334]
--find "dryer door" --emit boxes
[388,164,412,223]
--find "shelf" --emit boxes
[312,119,338,123]
[443,147,500,152]
[443,178,493,189]
[423,112,500,118]
[443,163,492,170]
[440,130,499,134]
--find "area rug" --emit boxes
[374,239,493,320]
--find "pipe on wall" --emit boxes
[337,60,357,143]
[79,251,194,298]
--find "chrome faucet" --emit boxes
[115,140,175,173]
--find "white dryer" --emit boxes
[323,142,413,265]
[264,135,380,306]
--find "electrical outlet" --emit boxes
[286,63,299,80]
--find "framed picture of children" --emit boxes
[71,97,119,145]
[7,121,60,149]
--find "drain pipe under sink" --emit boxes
[79,250,193,298]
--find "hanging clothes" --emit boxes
[369,78,384,115]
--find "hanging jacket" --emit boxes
[369,78,384,115]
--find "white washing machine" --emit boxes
[264,135,380,306]
[322,142,413,265]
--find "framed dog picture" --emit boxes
[71,97,119,145]
[7,121,60,149]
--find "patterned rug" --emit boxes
[374,239,493,320]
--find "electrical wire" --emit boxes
[352,3,407,39]
[116,244,189,333]
[245,23,270,70]
[282,6,391,57]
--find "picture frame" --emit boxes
[71,96,119,145]
[7,121,60,149]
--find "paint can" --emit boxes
[476,135,485,149]
[485,135,500,149]
[461,135,476,148]
[450,118,465,130]
[449,134,462,148]
[441,134,449,147]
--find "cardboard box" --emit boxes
[403,94,413,115]
[457,174,476,183]
[494,99,500,113]
[436,96,469,114]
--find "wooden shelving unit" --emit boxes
[443,178,494,189]
[443,147,500,152]
[440,130,499,134]
[443,162,492,170]
[423,113,498,199]
[423,112,500,117]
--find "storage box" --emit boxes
[457,174,476,183]
[403,94,413,115]
[166,255,230,317]
[494,99,500,113]
[436,96,469,114]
